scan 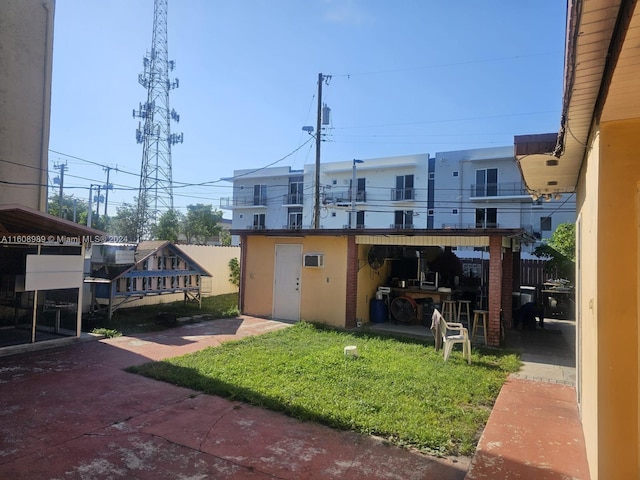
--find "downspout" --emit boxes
[40,1,54,212]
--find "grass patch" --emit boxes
[90,327,122,338]
[86,293,239,335]
[127,321,519,456]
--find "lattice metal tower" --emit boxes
[133,0,182,240]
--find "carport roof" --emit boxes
[232,227,535,247]
[0,204,105,236]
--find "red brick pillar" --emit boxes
[487,236,502,346]
[345,236,358,328]
[512,248,521,291]
[501,245,513,339]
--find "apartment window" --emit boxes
[356,210,365,228]
[253,184,267,205]
[253,213,265,230]
[540,216,552,232]
[394,210,413,229]
[394,174,414,200]
[475,168,498,196]
[452,208,458,215]
[475,208,497,228]
[357,177,366,201]
[288,176,304,204]
[288,207,302,229]
[452,171,459,177]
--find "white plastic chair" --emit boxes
[431,308,471,365]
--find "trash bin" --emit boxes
[370,298,387,323]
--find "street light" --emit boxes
[351,159,364,229]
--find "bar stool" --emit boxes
[442,300,457,322]
[457,300,472,327]
[472,310,489,345]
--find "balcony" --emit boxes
[283,193,304,206]
[469,182,530,201]
[390,223,414,229]
[390,188,415,201]
[441,222,501,229]
[283,223,303,230]
[324,190,366,205]
[219,194,268,209]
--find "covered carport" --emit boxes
[350,228,533,347]
[0,204,105,352]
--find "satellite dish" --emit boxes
[367,246,386,270]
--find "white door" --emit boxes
[273,244,302,321]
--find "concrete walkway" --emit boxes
[0,316,589,479]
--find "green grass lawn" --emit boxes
[89,293,239,335]
[127,321,520,456]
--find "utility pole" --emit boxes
[103,165,117,217]
[95,185,102,219]
[313,73,331,229]
[87,184,95,228]
[54,162,67,218]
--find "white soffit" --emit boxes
[519,0,622,194]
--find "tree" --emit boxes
[534,222,576,281]
[182,203,222,244]
[110,203,139,242]
[47,194,89,225]
[219,229,232,246]
[153,209,184,242]
[228,257,240,290]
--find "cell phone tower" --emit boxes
[133,0,183,240]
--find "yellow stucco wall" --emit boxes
[586,120,640,478]
[242,235,349,327]
[576,130,600,477]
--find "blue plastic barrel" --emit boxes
[370,298,387,323]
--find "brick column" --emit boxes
[501,245,513,338]
[345,236,358,328]
[512,248,521,290]
[487,236,502,346]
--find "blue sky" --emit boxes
[49,1,567,218]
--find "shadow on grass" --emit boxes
[126,361,353,432]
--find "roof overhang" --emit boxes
[233,227,536,247]
[517,0,640,196]
[0,204,105,237]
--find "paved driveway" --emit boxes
[0,316,468,479]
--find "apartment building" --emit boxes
[221,146,575,245]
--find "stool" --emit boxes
[472,310,489,344]
[457,300,472,326]
[442,300,457,322]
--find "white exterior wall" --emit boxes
[223,167,304,231]
[316,154,429,229]
[225,148,575,242]
[433,147,575,241]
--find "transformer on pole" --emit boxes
[133,0,182,240]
